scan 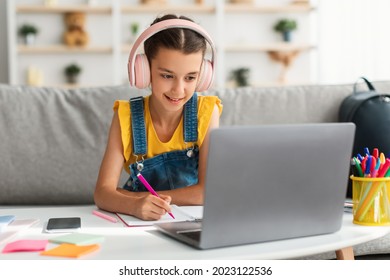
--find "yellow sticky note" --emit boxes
[40,243,99,258]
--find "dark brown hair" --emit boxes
[144,14,207,62]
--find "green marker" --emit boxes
[352,157,364,177]
[385,168,390,177]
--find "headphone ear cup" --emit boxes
[133,54,150,89]
[196,59,213,92]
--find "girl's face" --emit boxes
[150,47,203,113]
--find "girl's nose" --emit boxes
[172,79,184,94]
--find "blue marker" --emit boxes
[364,147,370,156]
[364,155,372,177]
[357,153,364,162]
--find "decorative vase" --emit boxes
[283,31,292,42]
[24,34,36,45]
[66,74,79,84]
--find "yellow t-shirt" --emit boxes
[113,95,223,173]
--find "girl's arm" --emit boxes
[94,112,172,220]
[159,104,220,205]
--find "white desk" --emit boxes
[1,205,390,260]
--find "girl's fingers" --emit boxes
[138,194,172,220]
[159,194,172,204]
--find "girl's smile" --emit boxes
[164,94,185,105]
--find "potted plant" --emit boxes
[273,19,297,42]
[230,67,250,87]
[129,22,139,43]
[18,24,39,45]
[64,63,82,84]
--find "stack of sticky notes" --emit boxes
[48,233,105,245]
[1,217,46,254]
[0,218,40,247]
[2,232,104,258]
[2,240,48,253]
[40,233,104,258]
[41,243,100,258]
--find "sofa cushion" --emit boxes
[0,84,145,205]
[209,81,390,126]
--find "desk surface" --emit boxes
[1,205,390,260]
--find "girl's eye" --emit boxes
[186,76,197,81]
[161,74,173,79]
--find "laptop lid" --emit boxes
[157,123,355,250]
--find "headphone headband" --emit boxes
[128,19,216,88]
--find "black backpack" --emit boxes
[339,77,390,157]
[339,77,390,196]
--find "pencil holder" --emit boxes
[351,175,390,226]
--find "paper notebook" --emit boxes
[116,205,200,227]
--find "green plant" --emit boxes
[230,67,250,87]
[130,22,139,36]
[273,19,297,33]
[18,24,39,36]
[64,63,81,76]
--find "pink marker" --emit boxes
[92,210,118,223]
[136,173,175,219]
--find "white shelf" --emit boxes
[225,43,314,52]
[8,0,317,88]
[18,45,112,54]
[224,3,314,13]
[121,44,133,53]
[121,4,215,13]
[16,5,112,14]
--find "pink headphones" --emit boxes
[128,19,216,92]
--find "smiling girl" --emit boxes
[94,14,222,221]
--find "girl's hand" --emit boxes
[134,193,172,220]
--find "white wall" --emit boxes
[318,0,390,84]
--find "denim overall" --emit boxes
[123,94,199,192]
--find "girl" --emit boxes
[94,14,222,221]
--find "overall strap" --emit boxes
[129,96,147,156]
[183,93,198,143]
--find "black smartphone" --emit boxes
[45,217,81,233]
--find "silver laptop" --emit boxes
[155,123,355,249]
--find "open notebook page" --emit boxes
[116,205,201,227]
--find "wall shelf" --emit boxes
[18,45,112,54]
[16,5,112,14]
[8,0,318,88]
[121,5,215,13]
[225,43,314,52]
[224,3,314,13]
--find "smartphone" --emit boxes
[45,217,81,233]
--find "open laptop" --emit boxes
[155,123,356,250]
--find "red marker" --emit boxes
[373,148,379,159]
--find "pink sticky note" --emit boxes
[2,239,48,253]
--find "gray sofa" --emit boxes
[1,81,390,259]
